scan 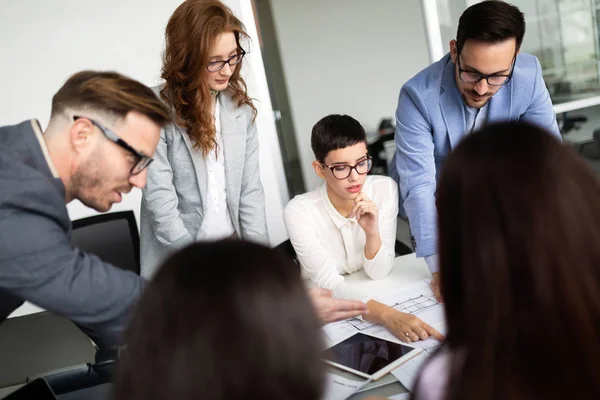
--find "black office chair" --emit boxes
[273,239,301,275]
[0,211,140,394]
[71,211,140,275]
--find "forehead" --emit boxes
[460,39,516,73]
[324,142,367,163]
[210,31,238,57]
[114,111,161,157]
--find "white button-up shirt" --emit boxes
[284,175,398,301]
[196,100,236,240]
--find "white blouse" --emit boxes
[284,175,398,301]
[196,99,236,240]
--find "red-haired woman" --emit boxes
[140,0,269,277]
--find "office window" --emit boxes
[431,0,600,108]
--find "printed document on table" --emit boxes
[391,345,439,391]
[322,281,446,348]
[388,394,411,400]
[321,372,370,400]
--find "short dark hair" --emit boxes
[114,240,325,400]
[432,121,600,398]
[311,114,367,163]
[456,1,525,53]
[51,70,171,126]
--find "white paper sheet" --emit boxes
[388,393,411,400]
[322,281,446,348]
[321,373,370,400]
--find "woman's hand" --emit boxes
[366,300,444,343]
[350,192,379,236]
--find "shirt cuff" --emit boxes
[424,254,439,274]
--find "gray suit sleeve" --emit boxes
[142,125,194,249]
[238,110,269,244]
[0,211,144,348]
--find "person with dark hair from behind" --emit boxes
[413,121,600,399]
[0,71,171,348]
[284,115,443,344]
[388,0,561,302]
[114,240,325,400]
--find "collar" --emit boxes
[30,119,59,178]
[319,178,371,229]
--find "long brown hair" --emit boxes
[434,122,600,399]
[113,240,325,400]
[161,0,257,155]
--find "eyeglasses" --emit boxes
[456,54,516,86]
[320,156,372,180]
[73,116,153,175]
[206,49,246,72]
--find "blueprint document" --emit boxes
[322,281,446,349]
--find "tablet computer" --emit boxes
[323,333,422,380]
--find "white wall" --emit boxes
[0,0,288,246]
[268,0,431,190]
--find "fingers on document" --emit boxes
[424,323,445,340]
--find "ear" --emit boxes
[449,40,458,63]
[312,160,326,180]
[70,118,94,153]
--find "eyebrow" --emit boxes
[209,48,239,61]
[330,155,368,165]
[461,58,512,75]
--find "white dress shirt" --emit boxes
[284,175,398,302]
[196,100,236,240]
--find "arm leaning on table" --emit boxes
[284,198,443,344]
[394,85,444,300]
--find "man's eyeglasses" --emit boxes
[73,116,153,175]
[207,49,246,72]
[456,54,516,86]
[320,156,372,180]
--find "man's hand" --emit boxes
[350,193,379,235]
[430,272,443,303]
[308,288,368,324]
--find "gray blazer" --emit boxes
[140,88,269,278]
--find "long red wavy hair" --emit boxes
[161,0,257,155]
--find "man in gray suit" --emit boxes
[0,71,366,348]
[0,70,171,347]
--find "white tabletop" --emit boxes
[344,252,431,296]
[327,253,433,399]
[8,301,44,319]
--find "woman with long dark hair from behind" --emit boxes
[414,121,600,399]
[114,240,325,400]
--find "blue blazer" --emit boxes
[389,53,561,259]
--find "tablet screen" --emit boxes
[323,333,415,376]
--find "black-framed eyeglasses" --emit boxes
[206,49,246,72]
[321,156,372,180]
[456,54,516,86]
[73,116,153,175]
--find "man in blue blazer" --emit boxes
[389,1,561,300]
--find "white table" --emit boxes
[344,252,431,296]
[328,253,433,399]
[8,302,44,319]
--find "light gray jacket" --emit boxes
[140,88,269,278]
